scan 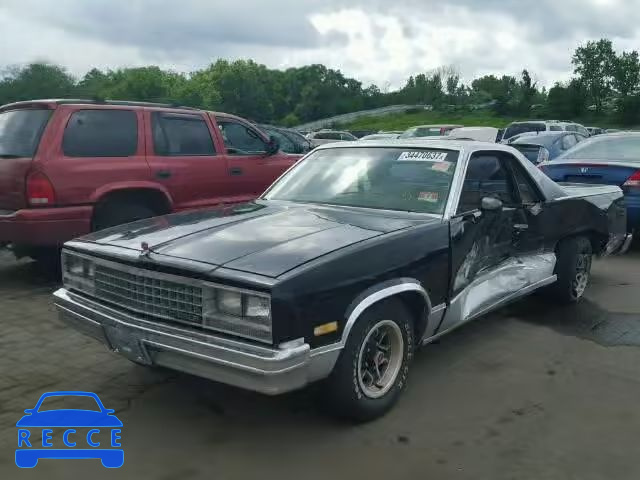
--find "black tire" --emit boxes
[546,236,593,304]
[93,202,157,232]
[324,298,414,422]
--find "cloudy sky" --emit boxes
[1,0,639,89]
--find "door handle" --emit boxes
[155,170,172,179]
[230,167,243,176]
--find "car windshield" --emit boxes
[37,395,102,412]
[503,122,546,140]
[264,147,459,214]
[0,108,52,158]
[559,136,640,162]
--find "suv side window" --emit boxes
[549,125,562,131]
[268,129,295,153]
[457,154,517,214]
[152,113,215,156]
[217,120,267,154]
[63,109,137,157]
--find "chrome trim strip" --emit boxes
[422,275,557,345]
[443,147,468,219]
[341,281,432,348]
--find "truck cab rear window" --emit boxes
[63,110,138,157]
[0,109,52,158]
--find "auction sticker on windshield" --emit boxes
[397,151,449,162]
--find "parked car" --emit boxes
[0,99,301,264]
[501,120,589,142]
[586,127,605,136]
[448,127,499,142]
[511,131,588,161]
[399,124,463,139]
[359,133,401,141]
[54,139,629,422]
[258,124,311,154]
[306,130,358,148]
[540,132,640,233]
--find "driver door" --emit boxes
[438,152,521,332]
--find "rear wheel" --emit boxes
[93,202,158,232]
[546,236,593,303]
[324,298,414,422]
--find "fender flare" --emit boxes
[90,182,174,208]
[339,278,432,348]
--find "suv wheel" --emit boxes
[324,298,414,422]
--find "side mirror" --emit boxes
[266,135,280,156]
[481,197,503,212]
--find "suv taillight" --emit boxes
[26,172,56,207]
[623,170,640,188]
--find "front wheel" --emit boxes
[324,298,414,422]
[546,236,593,304]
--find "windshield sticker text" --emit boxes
[418,192,439,203]
[397,151,448,162]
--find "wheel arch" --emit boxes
[340,279,432,347]
[91,186,173,227]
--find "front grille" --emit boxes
[94,265,203,325]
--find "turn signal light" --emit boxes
[26,172,56,207]
[623,170,640,188]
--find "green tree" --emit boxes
[572,39,616,112]
[612,50,640,97]
[0,63,75,104]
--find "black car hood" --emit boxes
[81,202,439,277]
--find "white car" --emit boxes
[447,127,499,143]
[359,133,401,141]
[502,120,589,142]
[306,130,358,148]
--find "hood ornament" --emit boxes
[140,241,152,259]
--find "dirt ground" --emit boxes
[1,247,639,480]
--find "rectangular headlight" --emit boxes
[62,251,95,293]
[203,287,272,343]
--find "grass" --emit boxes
[342,110,628,132]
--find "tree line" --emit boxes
[1,38,638,126]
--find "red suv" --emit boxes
[0,100,301,262]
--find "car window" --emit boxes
[340,133,355,141]
[576,126,589,137]
[575,134,586,143]
[0,109,52,158]
[508,156,540,204]
[561,136,640,162]
[217,120,266,154]
[549,125,563,131]
[457,154,517,213]
[152,112,215,156]
[63,109,137,157]
[503,123,546,140]
[565,124,577,132]
[561,134,578,150]
[268,129,295,153]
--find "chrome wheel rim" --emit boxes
[357,320,404,399]
[572,253,592,298]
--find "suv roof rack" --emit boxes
[1,98,201,111]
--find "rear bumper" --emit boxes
[0,206,92,246]
[52,288,340,395]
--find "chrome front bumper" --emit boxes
[53,289,340,395]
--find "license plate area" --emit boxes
[104,326,151,365]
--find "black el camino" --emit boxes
[54,140,631,421]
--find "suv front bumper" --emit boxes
[53,289,340,395]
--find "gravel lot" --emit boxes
[1,247,639,480]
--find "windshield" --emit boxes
[0,108,52,158]
[264,147,459,214]
[503,122,546,140]
[559,135,640,162]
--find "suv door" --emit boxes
[145,110,229,210]
[215,116,294,201]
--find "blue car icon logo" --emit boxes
[16,391,123,468]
